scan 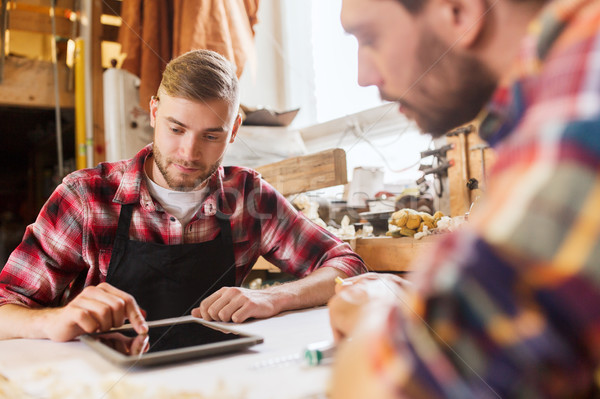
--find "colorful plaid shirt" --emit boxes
[0,144,365,308]
[369,0,600,397]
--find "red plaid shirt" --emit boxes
[0,144,365,307]
[361,0,600,397]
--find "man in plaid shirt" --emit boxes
[0,49,365,342]
[329,0,600,397]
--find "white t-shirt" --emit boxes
[144,174,208,227]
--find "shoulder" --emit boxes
[221,166,269,191]
[60,159,130,201]
[222,165,261,181]
[63,159,129,185]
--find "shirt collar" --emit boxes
[112,143,153,205]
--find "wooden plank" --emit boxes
[467,133,496,203]
[252,234,442,273]
[92,0,105,164]
[0,56,74,108]
[447,133,471,217]
[9,8,72,37]
[252,235,441,273]
[11,0,74,8]
[352,235,440,272]
[255,149,348,197]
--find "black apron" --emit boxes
[106,203,236,321]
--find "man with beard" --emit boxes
[329,0,600,397]
[0,49,365,342]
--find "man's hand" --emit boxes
[331,302,400,399]
[192,287,280,323]
[42,282,148,342]
[328,272,410,342]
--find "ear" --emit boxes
[149,96,159,128]
[229,114,242,143]
[426,0,487,49]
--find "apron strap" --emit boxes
[115,203,134,240]
[215,210,236,273]
[215,193,236,276]
[106,203,134,281]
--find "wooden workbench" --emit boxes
[253,235,442,273]
[347,235,440,272]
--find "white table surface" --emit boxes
[0,306,334,399]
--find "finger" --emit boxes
[338,285,369,305]
[197,289,225,321]
[206,290,239,321]
[67,305,101,335]
[70,297,114,332]
[97,283,148,334]
[328,308,345,343]
[190,306,202,318]
[230,303,255,323]
[218,297,250,322]
[331,326,344,343]
[78,286,128,329]
[345,273,378,284]
[335,282,347,294]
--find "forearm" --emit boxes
[0,304,55,340]
[264,267,348,314]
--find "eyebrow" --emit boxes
[165,116,228,133]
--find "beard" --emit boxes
[152,144,221,192]
[384,28,498,138]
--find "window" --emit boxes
[240,0,383,126]
[237,0,434,198]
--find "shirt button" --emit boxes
[170,217,176,222]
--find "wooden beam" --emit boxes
[0,56,73,108]
[11,0,74,8]
[447,133,471,217]
[467,133,496,202]
[255,149,348,197]
[8,8,72,36]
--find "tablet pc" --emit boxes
[80,316,263,367]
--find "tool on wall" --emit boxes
[416,143,454,197]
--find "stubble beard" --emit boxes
[153,145,221,192]
[383,29,497,138]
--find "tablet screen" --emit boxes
[93,321,243,355]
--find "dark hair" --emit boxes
[157,49,239,107]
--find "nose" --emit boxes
[357,49,382,88]
[179,133,202,162]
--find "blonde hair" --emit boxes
[157,49,239,107]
